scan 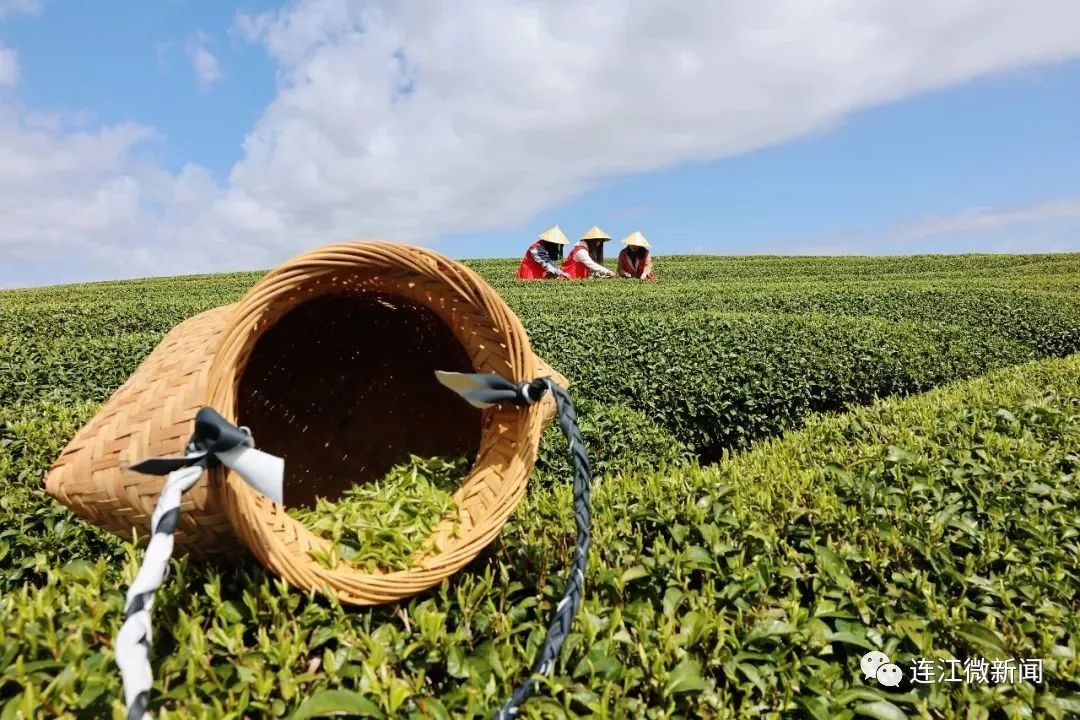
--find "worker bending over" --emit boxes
[562,226,616,279]
[516,226,571,279]
[618,231,656,280]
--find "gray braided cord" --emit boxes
[494,378,592,719]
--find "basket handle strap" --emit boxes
[117,409,284,720]
[436,372,593,719]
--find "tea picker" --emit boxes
[42,242,593,719]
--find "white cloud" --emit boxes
[0,108,165,262]
[898,198,1080,240]
[4,0,1080,285]
[0,0,41,19]
[215,0,1080,251]
[754,198,1080,255]
[0,43,18,86]
[187,32,221,89]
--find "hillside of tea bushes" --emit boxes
[1,253,1079,718]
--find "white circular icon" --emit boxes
[860,650,890,681]
[876,663,903,687]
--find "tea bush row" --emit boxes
[529,310,1034,459]
[3,254,1079,338]
[2,355,1077,718]
[0,308,1036,460]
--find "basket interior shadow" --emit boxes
[237,291,481,509]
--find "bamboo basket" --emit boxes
[43,241,568,606]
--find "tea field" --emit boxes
[1,253,1078,719]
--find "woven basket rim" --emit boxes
[204,240,545,604]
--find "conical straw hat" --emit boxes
[622,231,650,248]
[579,226,612,242]
[538,225,569,245]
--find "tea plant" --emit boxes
[2,253,1079,718]
[287,455,469,573]
[2,355,1077,718]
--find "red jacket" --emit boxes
[561,242,594,279]
[618,248,655,280]
[517,241,555,280]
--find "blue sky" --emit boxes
[2,1,278,179]
[451,61,1080,258]
[1,1,1079,287]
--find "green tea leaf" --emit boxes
[664,659,708,696]
[854,700,909,720]
[290,690,384,719]
[955,622,1010,659]
[815,546,852,589]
